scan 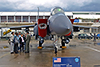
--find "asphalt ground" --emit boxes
[0,39,100,67]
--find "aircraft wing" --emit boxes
[73,25,97,32]
[73,25,96,28]
[9,25,35,30]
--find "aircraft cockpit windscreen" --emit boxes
[51,7,65,15]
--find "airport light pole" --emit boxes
[37,7,39,21]
[0,28,1,40]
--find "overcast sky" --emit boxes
[0,0,100,12]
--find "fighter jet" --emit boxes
[33,7,73,50]
[9,7,96,54]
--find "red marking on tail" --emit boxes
[70,19,75,24]
[38,19,47,37]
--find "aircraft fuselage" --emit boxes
[49,7,73,36]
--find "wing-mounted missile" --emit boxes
[38,19,48,38]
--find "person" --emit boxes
[23,33,26,51]
[10,32,14,54]
[18,32,21,50]
[33,23,38,40]
[19,33,25,52]
[93,33,96,42]
[14,32,19,54]
[25,32,31,53]
[18,32,21,38]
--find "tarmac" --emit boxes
[0,38,100,67]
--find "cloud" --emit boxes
[0,0,100,11]
[76,0,100,11]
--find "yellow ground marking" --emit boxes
[0,52,10,59]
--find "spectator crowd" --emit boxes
[9,32,31,54]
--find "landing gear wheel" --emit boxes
[38,39,44,50]
[55,47,57,56]
[60,39,67,49]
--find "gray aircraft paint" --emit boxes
[33,12,73,37]
[34,25,38,36]
[49,13,73,36]
[9,7,95,37]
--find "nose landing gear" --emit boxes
[60,38,70,49]
[38,37,44,50]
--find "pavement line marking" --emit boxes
[85,46,100,53]
[0,53,9,59]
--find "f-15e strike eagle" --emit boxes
[9,7,95,54]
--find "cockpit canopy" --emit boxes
[50,7,65,16]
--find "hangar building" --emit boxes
[0,11,100,23]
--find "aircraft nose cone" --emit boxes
[50,15,72,35]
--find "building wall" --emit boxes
[16,16,21,22]
[0,16,51,23]
[30,16,36,22]
[1,16,6,22]
[0,12,100,23]
[0,12,73,23]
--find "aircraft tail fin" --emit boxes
[70,19,75,24]
[38,19,47,38]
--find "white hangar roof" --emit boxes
[73,15,100,19]
[65,12,73,16]
[0,12,73,16]
[0,11,100,19]
[73,11,100,19]
[0,12,50,16]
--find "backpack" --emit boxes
[14,36,19,44]
[15,38,19,43]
